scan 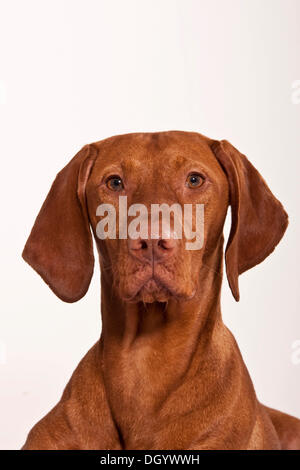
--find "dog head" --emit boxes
[23,131,288,303]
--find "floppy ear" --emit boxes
[211,140,288,301]
[22,144,97,302]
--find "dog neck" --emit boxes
[97,238,257,448]
[98,238,227,397]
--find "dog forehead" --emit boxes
[91,131,222,176]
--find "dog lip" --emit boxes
[123,274,196,303]
[151,274,197,301]
[143,275,168,292]
[122,275,167,302]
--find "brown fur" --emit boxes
[22,131,300,450]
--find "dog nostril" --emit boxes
[158,239,174,250]
[129,238,149,253]
[158,239,167,250]
[141,240,148,250]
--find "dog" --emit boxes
[22,131,300,449]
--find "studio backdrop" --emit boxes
[0,0,299,450]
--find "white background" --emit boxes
[0,0,299,450]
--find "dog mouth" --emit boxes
[139,277,171,302]
[123,273,195,304]
[124,277,172,303]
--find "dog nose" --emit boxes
[128,237,177,263]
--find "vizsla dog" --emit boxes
[22,131,300,450]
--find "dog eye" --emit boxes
[106,176,124,191]
[186,173,204,188]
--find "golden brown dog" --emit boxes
[22,131,300,450]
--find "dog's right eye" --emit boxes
[186,173,205,189]
[106,176,124,191]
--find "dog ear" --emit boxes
[211,140,288,301]
[22,145,97,302]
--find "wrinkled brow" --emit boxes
[156,154,212,176]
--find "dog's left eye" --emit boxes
[106,176,124,191]
[186,173,205,189]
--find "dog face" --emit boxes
[23,131,288,304]
[86,132,229,303]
